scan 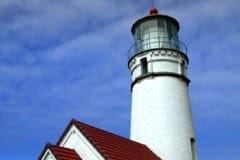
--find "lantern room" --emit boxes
[129,8,186,57]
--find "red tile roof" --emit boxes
[38,143,82,160]
[57,119,161,160]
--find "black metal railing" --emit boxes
[128,36,187,59]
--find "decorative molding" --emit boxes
[128,49,189,75]
[128,48,189,67]
[151,50,180,59]
[130,58,180,75]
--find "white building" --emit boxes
[39,7,198,160]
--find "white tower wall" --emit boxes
[131,76,195,160]
[129,50,197,160]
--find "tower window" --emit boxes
[180,60,185,75]
[140,58,148,75]
[190,138,197,160]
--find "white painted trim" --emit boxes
[59,124,105,160]
[40,149,57,160]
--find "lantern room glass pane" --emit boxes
[166,20,179,50]
[141,19,159,51]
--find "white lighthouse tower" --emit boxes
[128,8,198,160]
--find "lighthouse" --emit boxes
[128,8,198,160]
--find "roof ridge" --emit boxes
[73,119,147,146]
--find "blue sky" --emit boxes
[0,0,239,159]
